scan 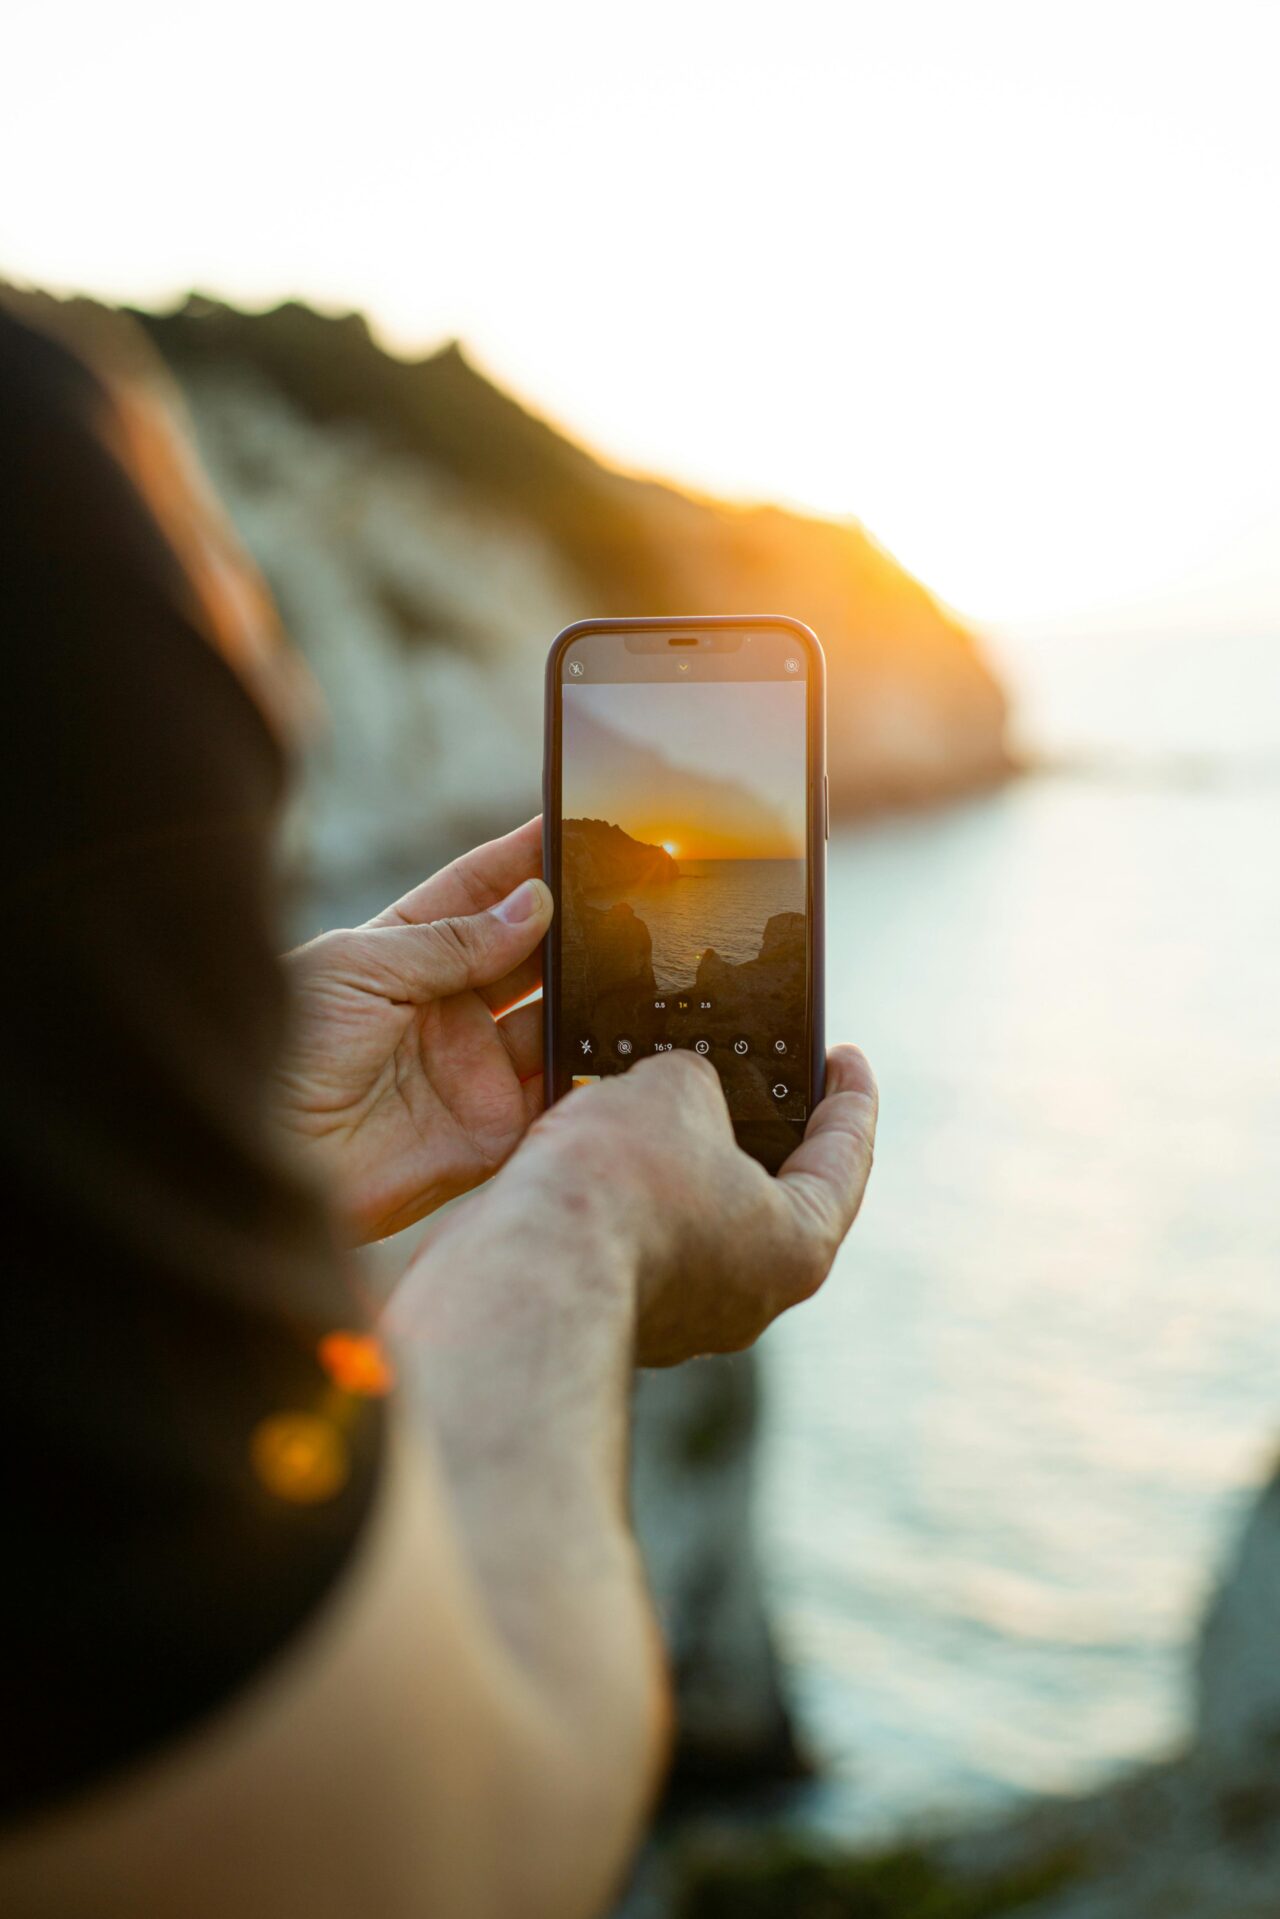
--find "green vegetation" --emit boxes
[671,1832,1087,1919]
[134,297,678,612]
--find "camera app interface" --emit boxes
[557,632,810,1122]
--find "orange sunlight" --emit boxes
[625,819,798,862]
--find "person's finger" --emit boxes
[521,1071,546,1126]
[773,1044,878,1282]
[495,998,543,1080]
[368,818,543,929]
[811,1042,878,1109]
[352,879,554,1001]
[626,1042,728,1107]
[478,951,543,1016]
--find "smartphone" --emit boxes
[543,615,826,1173]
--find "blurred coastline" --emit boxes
[2,285,1012,925]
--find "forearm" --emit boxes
[381,1146,669,1910]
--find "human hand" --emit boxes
[513,1044,878,1365]
[275,819,553,1244]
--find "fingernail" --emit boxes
[491,878,549,925]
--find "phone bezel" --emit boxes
[542,614,827,1171]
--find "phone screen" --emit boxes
[548,621,821,1161]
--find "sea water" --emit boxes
[591,859,805,990]
[758,630,1280,1836]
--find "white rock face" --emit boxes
[183,370,579,903]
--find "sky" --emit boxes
[564,683,808,859]
[3,0,1277,648]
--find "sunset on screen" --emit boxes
[562,681,807,863]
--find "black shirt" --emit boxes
[0,305,385,1820]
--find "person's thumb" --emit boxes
[355,878,553,1001]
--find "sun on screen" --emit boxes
[662,840,678,856]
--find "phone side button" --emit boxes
[823,774,830,840]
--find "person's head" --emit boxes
[2,284,315,747]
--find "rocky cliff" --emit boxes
[9,287,1011,886]
[563,818,680,896]
[697,912,807,1043]
[560,820,670,1031]
[565,898,657,1033]
[40,290,1011,888]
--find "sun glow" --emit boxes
[1,2,1276,642]
[662,841,678,857]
